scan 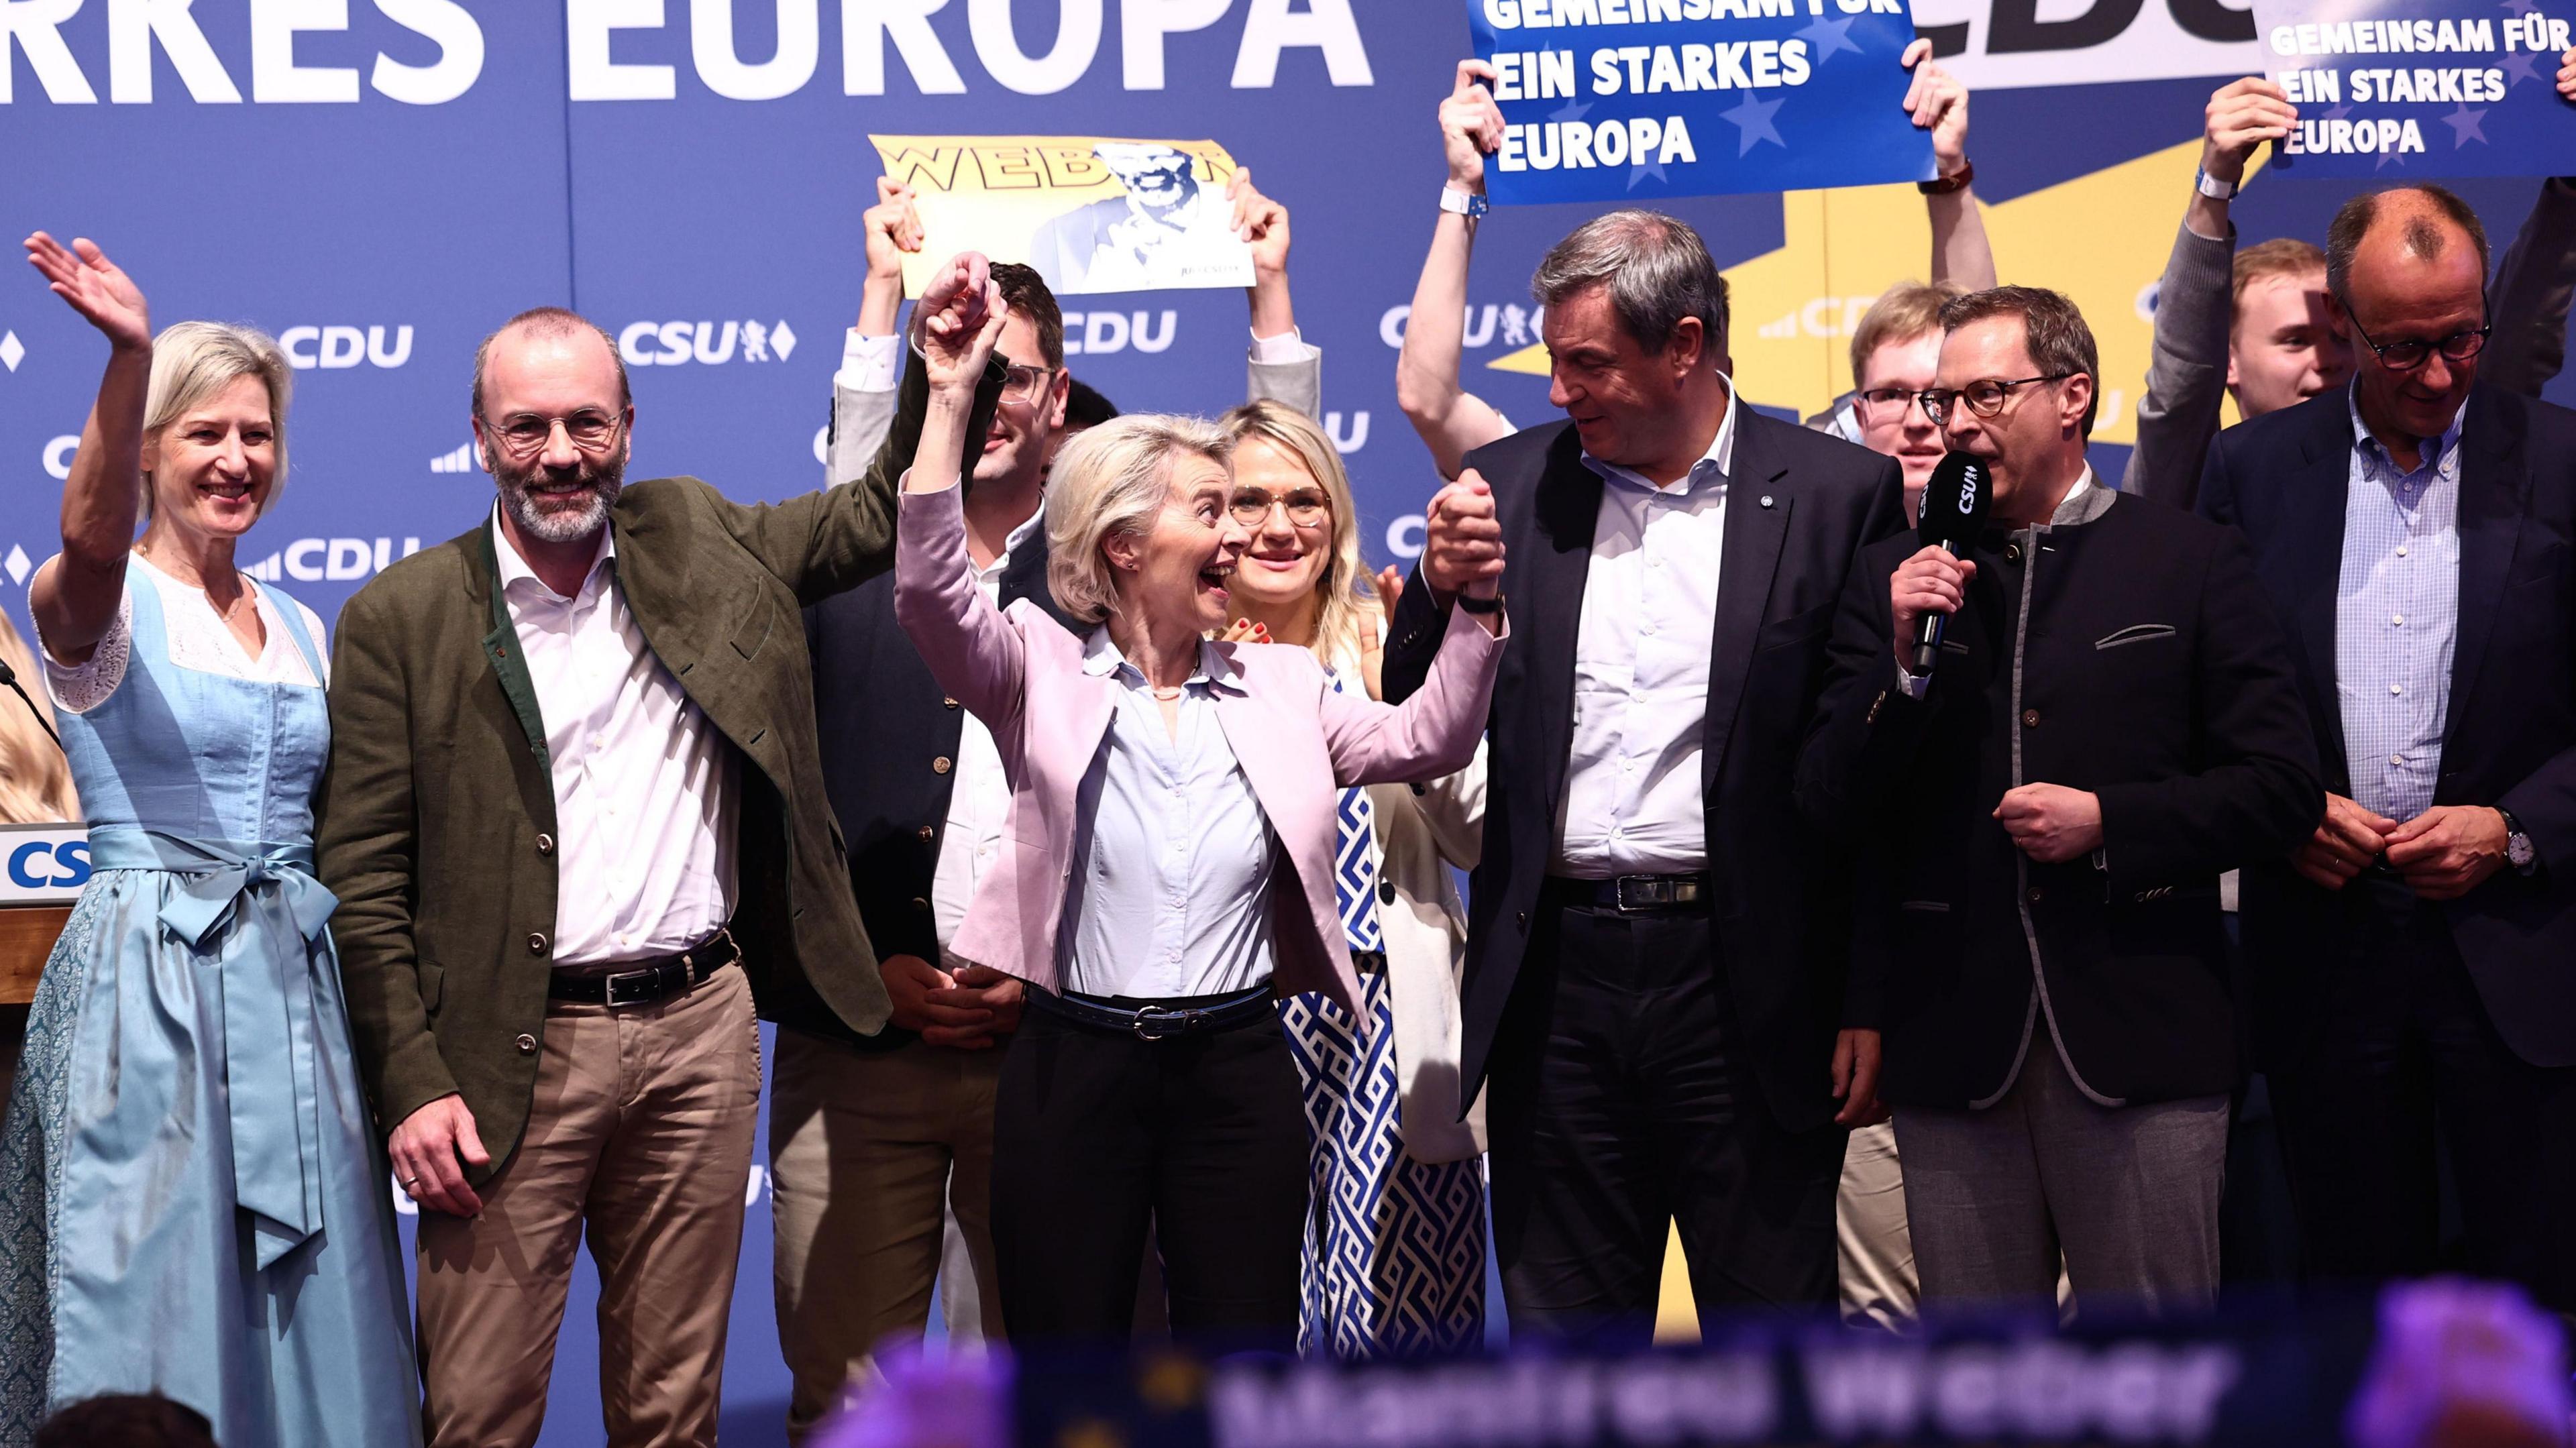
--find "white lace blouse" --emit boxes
[37,552,327,714]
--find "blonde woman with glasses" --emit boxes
[0,235,417,1447]
[1210,400,1489,1358]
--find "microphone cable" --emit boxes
[0,656,64,753]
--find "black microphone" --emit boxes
[0,653,64,753]
[1910,451,1992,677]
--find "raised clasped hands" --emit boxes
[25,231,150,351]
[1421,468,1505,603]
[915,251,1006,396]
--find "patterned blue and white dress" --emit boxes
[0,556,419,1447]
[1280,668,1486,1359]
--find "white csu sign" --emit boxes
[0,824,91,906]
[1,0,1373,105]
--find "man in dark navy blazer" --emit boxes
[1385,211,1905,1331]
[2200,182,2576,1311]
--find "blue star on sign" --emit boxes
[1551,99,1593,123]
[1794,14,1864,64]
[1721,93,1787,156]
[2502,0,2539,17]
[1628,158,1669,190]
[2498,49,2541,89]
[2445,103,2489,146]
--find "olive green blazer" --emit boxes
[317,356,999,1178]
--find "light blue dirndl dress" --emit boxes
[0,560,419,1447]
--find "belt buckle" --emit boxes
[602,967,659,1008]
[1130,1005,1191,1041]
[1613,876,1659,913]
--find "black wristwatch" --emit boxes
[1455,591,1505,616]
[2501,807,2537,873]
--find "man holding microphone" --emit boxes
[1798,286,2320,1317]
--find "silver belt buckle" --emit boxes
[602,966,659,1007]
[1130,1004,1191,1040]
[1613,876,1658,913]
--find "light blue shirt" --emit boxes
[2335,385,2465,824]
[1057,626,1280,999]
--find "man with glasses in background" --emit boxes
[319,280,1004,1446]
[2202,184,2576,1313]
[1801,285,2318,1318]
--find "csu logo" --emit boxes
[619,321,800,367]
[7,839,89,891]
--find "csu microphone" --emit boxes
[1911,451,1992,677]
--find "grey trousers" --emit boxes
[1894,1042,2228,1320]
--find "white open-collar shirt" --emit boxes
[1553,384,1739,879]
[492,510,737,967]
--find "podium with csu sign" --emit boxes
[0,824,87,1005]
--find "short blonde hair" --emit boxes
[0,612,75,825]
[1046,414,1234,625]
[143,321,292,518]
[1214,400,1377,665]
[1849,280,1966,388]
[2233,236,2328,311]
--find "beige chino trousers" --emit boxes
[414,965,760,1448]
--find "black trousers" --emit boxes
[990,991,1308,1347]
[1485,889,1843,1337]
[2267,881,2576,1311]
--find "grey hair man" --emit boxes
[1383,209,1908,1335]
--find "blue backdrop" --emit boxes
[9,3,2576,1442]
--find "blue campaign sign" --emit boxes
[1467,0,1937,204]
[2255,0,2576,176]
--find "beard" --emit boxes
[490,447,624,545]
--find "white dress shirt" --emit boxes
[492,511,737,967]
[1553,388,1739,877]
[1057,628,1279,999]
[929,505,1046,964]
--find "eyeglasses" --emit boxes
[2347,313,2490,372]
[1919,374,2072,427]
[1002,363,1057,406]
[484,408,625,457]
[1855,386,1933,424]
[1228,486,1331,528]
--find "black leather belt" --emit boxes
[1546,872,1713,914]
[1028,981,1276,1040]
[549,928,740,1007]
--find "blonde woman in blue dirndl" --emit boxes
[0,235,417,1447]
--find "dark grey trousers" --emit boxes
[1894,1041,2229,1319]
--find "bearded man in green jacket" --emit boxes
[317,257,1004,1448]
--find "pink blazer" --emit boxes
[892,485,1503,1014]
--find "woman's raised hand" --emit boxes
[25,233,150,352]
[918,251,1006,395]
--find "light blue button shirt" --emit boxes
[2335,385,2464,824]
[1057,627,1281,999]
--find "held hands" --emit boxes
[1442,59,1506,193]
[2290,792,2398,891]
[1421,469,1506,603]
[1889,545,1976,671]
[2203,77,2297,186]
[1831,1028,1886,1127]
[25,233,150,351]
[916,252,1006,398]
[930,964,1025,1049]
[882,952,997,1047]
[2384,805,2511,901]
[1898,40,1970,173]
[1994,783,2104,865]
[390,1094,490,1217]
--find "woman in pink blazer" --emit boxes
[892,256,1506,1347]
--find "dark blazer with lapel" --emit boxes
[803,397,1073,1046]
[319,359,1003,1178]
[2200,382,2576,1070]
[1797,492,2320,1109]
[1383,409,1907,1131]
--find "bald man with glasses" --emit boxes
[2201,183,2576,1313]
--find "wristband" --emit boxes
[2194,166,2240,201]
[1456,590,1505,615]
[1917,159,1974,196]
[1440,186,1491,220]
